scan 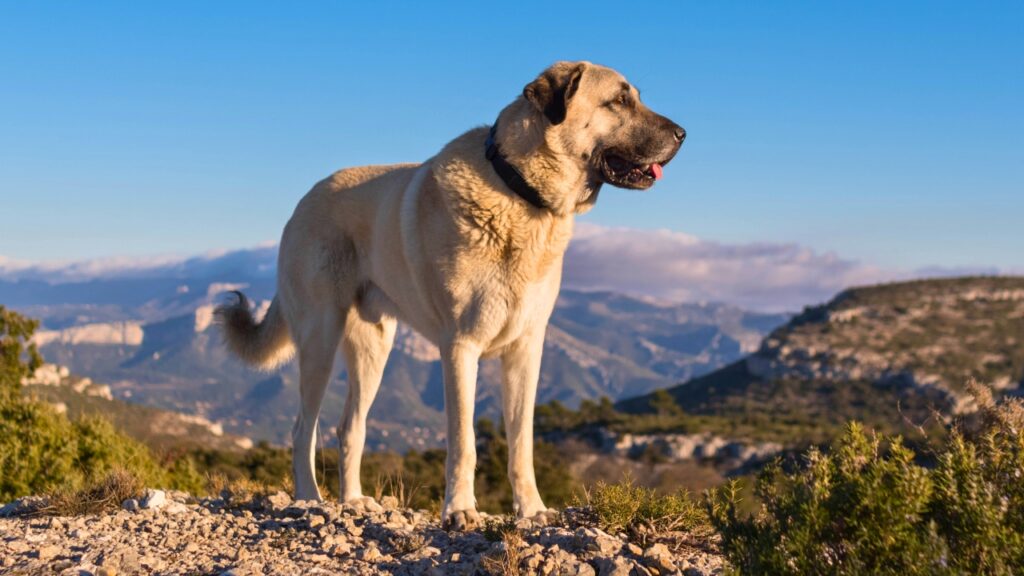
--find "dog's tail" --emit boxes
[214,292,294,370]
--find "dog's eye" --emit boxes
[616,93,632,107]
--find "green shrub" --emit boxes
[708,384,1024,575]
[0,306,196,503]
[0,396,84,500]
[579,475,708,543]
[929,383,1024,574]
[0,396,179,502]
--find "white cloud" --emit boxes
[2,225,1015,312]
[0,244,277,283]
[563,224,904,312]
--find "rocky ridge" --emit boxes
[744,277,1024,413]
[19,363,254,453]
[0,491,724,576]
[597,430,783,470]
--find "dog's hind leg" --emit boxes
[291,309,344,502]
[337,305,396,504]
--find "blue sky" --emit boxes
[1,1,1021,271]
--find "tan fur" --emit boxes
[215,61,683,528]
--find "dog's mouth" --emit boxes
[600,152,665,190]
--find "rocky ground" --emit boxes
[0,490,724,575]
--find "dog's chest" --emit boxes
[472,272,559,356]
[463,231,569,354]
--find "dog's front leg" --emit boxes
[501,328,550,522]
[440,341,481,530]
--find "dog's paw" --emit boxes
[342,496,383,514]
[443,509,481,531]
[515,508,560,530]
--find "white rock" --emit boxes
[141,489,166,510]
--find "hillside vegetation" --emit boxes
[619,277,1024,446]
[1,306,578,513]
[0,306,204,502]
[710,383,1024,575]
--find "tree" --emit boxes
[649,389,685,419]
[0,305,42,402]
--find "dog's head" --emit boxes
[522,61,685,192]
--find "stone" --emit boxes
[0,496,48,517]
[358,544,382,562]
[264,491,292,511]
[523,552,543,572]
[597,556,635,576]
[308,514,325,528]
[409,545,441,560]
[567,564,597,576]
[8,540,30,554]
[33,544,61,560]
[164,502,190,515]
[381,495,399,509]
[140,490,166,510]
[574,527,622,556]
[644,542,678,574]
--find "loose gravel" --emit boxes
[0,490,724,575]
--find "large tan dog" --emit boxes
[216,61,684,529]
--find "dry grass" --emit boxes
[35,468,142,517]
[373,473,423,509]
[480,526,525,576]
[207,472,279,505]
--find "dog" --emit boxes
[216,61,684,529]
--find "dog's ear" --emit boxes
[523,62,585,125]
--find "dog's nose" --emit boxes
[673,125,686,143]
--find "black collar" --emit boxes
[485,124,549,211]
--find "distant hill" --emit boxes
[619,277,1024,443]
[21,364,253,453]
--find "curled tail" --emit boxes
[215,292,294,370]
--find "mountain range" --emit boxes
[0,246,787,450]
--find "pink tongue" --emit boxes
[650,163,663,180]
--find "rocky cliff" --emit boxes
[620,277,1024,443]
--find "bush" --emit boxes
[0,306,197,503]
[579,475,708,543]
[0,389,181,502]
[708,384,1024,575]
